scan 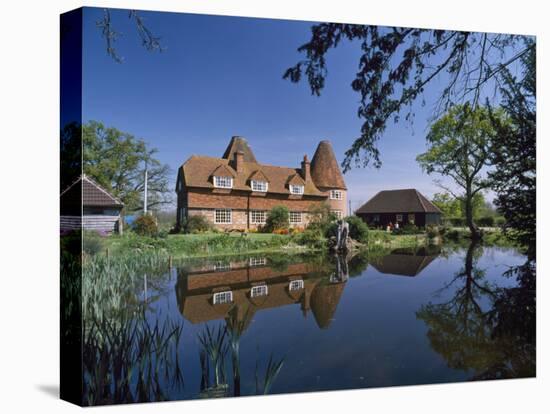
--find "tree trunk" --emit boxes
[465,186,482,240]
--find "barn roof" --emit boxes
[355,189,441,214]
[310,140,347,190]
[60,175,123,208]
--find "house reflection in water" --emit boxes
[370,246,441,277]
[175,256,348,330]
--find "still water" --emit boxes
[83,243,535,404]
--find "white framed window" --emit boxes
[289,184,304,195]
[289,279,304,291]
[215,209,232,224]
[408,213,415,224]
[332,210,343,219]
[251,180,268,192]
[250,210,267,224]
[289,211,302,224]
[250,284,268,298]
[396,214,403,222]
[330,190,343,200]
[213,291,233,305]
[213,261,231,272]
[214,176,233,189]
[249,257,267,267]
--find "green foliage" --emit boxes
[264,206,290,233]
[184,215,214,234]
[83,231,105,256]
[418,104,504,238]
[488,41,536,260]
[133,214,158,237]
[477,216,495,227]
[284,25,532,171]
[307,203,337,234]
[324,216,369,243]
[393,223,423,235]
[345,215,369,243]
[291,229,326,249]
[83,121,172,212]
[432,192,462,218]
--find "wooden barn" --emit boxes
[355,189,442,228]
[60,175,124,234]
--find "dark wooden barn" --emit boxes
[60,175,124,234]
[355,189,442,228]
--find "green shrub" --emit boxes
[395,223,422,235]
[477,216,495,227]
[307,203,337,234]
[83,230,105,256]
[134,214,158,237]
[324,216,369,243]
[264,206,289,233]
[448,217,466,227]
[346,215,369,243]
[292,229,326,249]
[495,216,506,226]
[184,214,213,233]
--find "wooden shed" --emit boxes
[60,175,124,234]
[355,188,442,228]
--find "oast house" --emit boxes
[175,136,347,231]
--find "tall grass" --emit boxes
[82,252,184,405]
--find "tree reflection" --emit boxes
[417,241,535,379]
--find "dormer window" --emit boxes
[330,190,343,200]
[214,176,233,188]
[290,184,304,195]
[251,180,268,192]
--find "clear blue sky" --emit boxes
[82,7,490,211]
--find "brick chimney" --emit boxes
[234,150,245,173]
[301,154,311,181]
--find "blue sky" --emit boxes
[82,7,490,211]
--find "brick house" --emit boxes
[175,136,347,231]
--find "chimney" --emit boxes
[234,150,244,173]
[301,154,311,181]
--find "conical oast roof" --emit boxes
[310,140,347,190]
[222,136,258,163]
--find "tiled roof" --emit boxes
[222,136,258,163]
[60,175,123,207]
[181,155,325,196]
[310,140,347,190]
[356,189,441,214]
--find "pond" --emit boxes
[80,243,536,405]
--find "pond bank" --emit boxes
[93,231,440,261]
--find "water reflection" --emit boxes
[78,244,535,405]
[416,242,536,380]
[370,246,441,277]
[175,255,349,330]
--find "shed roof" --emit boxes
[60,175,124,208]
[355,189,441,214]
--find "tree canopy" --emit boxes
[284,25,534,171]
[417,105,502,237]
[487,40,536,260]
